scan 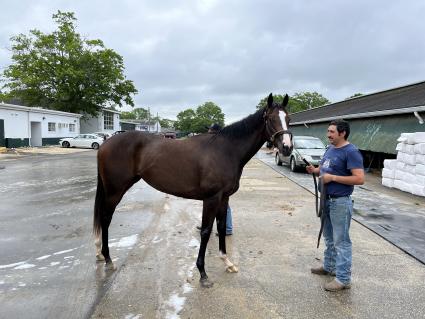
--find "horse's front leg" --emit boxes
[216,199,238,273]
[196,198,217,288]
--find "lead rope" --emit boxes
[316,177,327,248]
[302,158,327,248]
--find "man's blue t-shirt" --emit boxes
[320,143,364,196]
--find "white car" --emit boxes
[93,132,112,140]
[59,134,104,149]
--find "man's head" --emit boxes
[208,123,221,133]
[328,120,350,145]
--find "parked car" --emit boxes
[93,132,111,140]
[112,130,127,135]
[164,132,177,139]
[275,136,326,172]
[59,134,104,149]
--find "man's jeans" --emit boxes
[226,206,233,234]
[323,196,353,285]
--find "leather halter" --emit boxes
[264,110,292,143]
[270,129,292,143]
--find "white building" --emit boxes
[80,109,121,135]
[0,102,81,148]
[119,119,161,133]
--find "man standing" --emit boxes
[207,123,233,236]
[306,120,364,291]
[196,123,233,235]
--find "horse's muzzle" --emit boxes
[280,144,293,157]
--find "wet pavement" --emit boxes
[92,158,425,319]
[0,151,160,318]
[1,148,424,318]
[256,149,425,265]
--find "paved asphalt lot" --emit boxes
[0,147,424,319]
[256,149,425,265]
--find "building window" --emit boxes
[104,112,114,130]
[48,122,56,132]
[69,124,75,132]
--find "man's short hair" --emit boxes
[208,123,221,132]
[329,120,350,140]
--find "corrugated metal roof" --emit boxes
[290,81,425,124]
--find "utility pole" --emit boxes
[148,107,151,132]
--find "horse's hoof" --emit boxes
[96,254,105,262]
[226,265,239,273]
[200,278,214,288]
[105,261,116,271]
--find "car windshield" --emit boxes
[294,138,325,149]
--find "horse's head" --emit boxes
[264,93,293,156]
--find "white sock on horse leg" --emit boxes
[219,252,238,273]
[95,235,104,261]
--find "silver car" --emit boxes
[275,136,326,172]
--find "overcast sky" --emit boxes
[1,0,424,123]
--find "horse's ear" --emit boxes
[266,93,273,110]
[282,94,289,108]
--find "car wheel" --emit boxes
[290,157,297,172]
[62,141,70,148]
[275,153,282,166]
[92,142,99,150]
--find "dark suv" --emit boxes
[164,132,177,139]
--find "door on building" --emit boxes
[0,119,5,147]
[30,122,42,147]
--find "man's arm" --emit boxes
[306,164,320,175]
[322,168,364,185]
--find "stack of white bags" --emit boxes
[382,132,425,197]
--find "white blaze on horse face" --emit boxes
[279,111,292,148]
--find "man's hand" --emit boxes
[306,164,316,174]
[321,173,335,184]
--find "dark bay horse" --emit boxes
[93,93,293,287]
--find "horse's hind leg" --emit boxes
[101,209,113,266]
[93,174,129,269]
[100,193,125,270]
[95,236,103,261]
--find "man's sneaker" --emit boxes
[324,279,351,292]
[311,266,335,276]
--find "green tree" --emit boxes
[257,92,330,113]
[192,102,225,133]
[174,109,196,132]
[120,107,150,120]
[1,11,137,116]
[174,101,225,133]
[120,111,136,120]
[345,93,363,100]
[292,92,330,110]
[159,118,175,129]
[133,108,150,120]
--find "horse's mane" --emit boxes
[219,108,265,139]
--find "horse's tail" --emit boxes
[93,171,105,237]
